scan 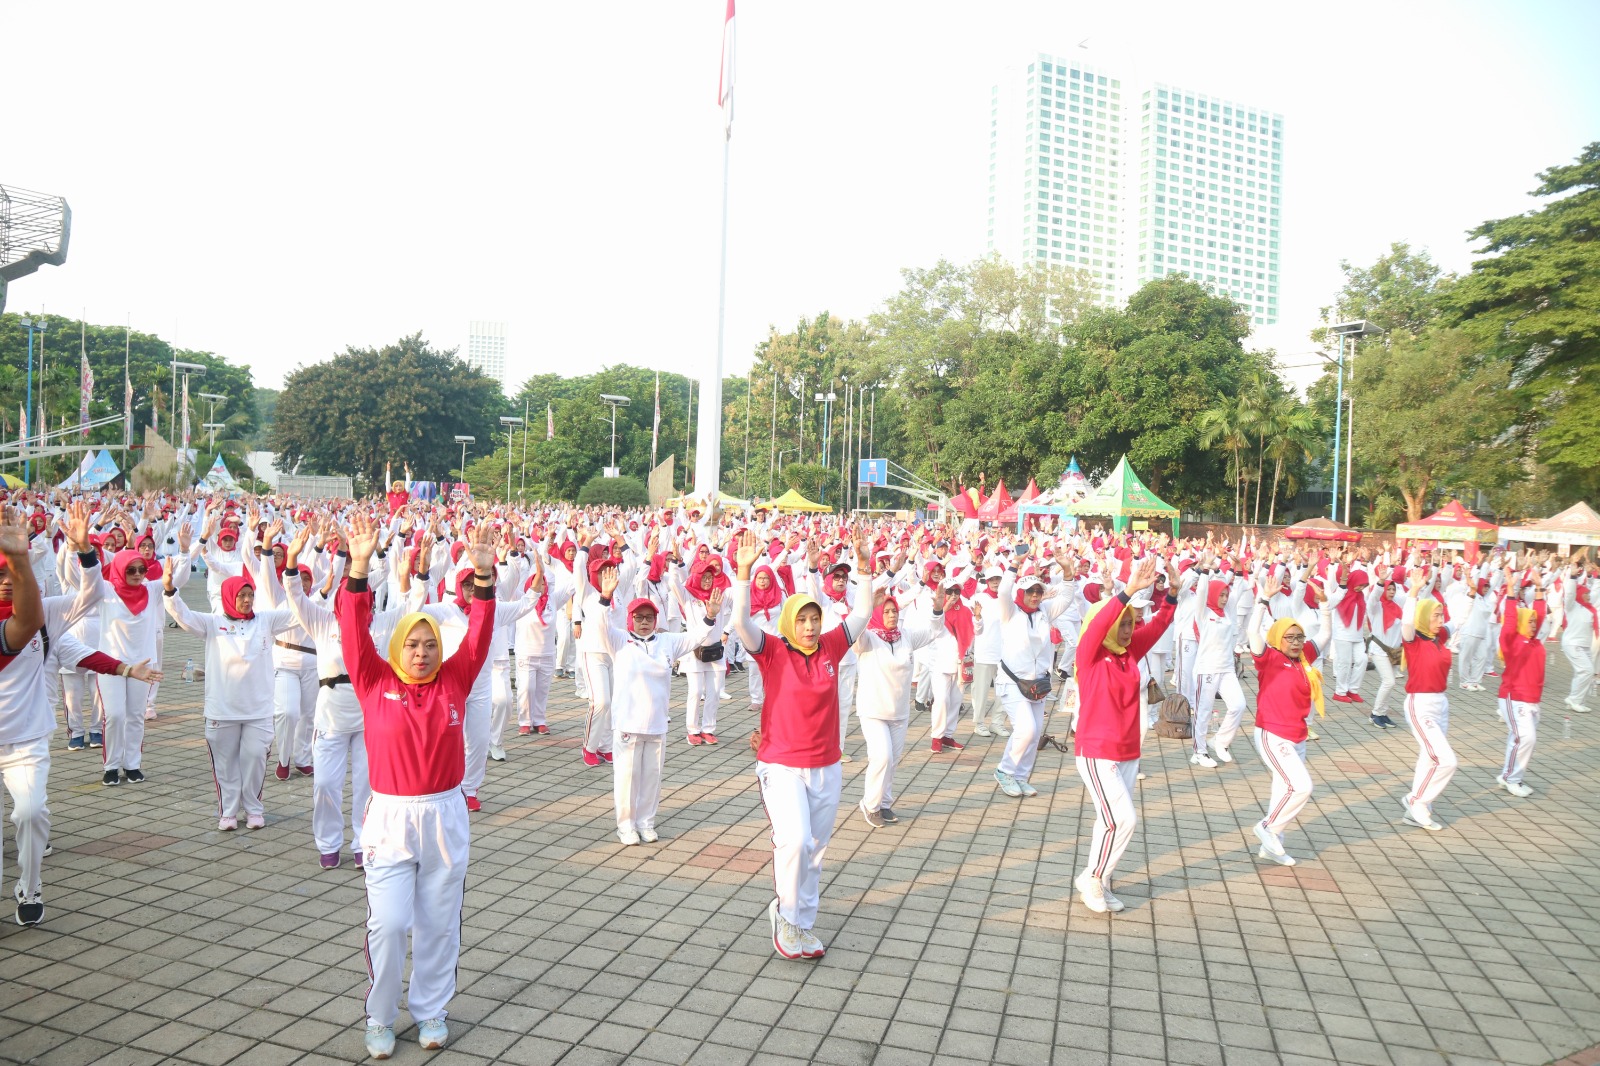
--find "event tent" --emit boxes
[1065,455,1180,534]
[768,488,830,513]
[1503,501,1600,550]
[975,479,1014,523]
[1283,517,1362,544]
[1396,499,1497,560]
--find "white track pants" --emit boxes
[748,658,766,708]
[488,659,513,748]
[837,661,858,746]
[686,668,725,736]
[515,656,555,728]
[1252,728,1312,842]
[757,761,841,931]
[61,668,98,739]
[1176,636,1199,708]
[995,685,1046,783]
[1368,647,1398,715]
[859,717,908,813]
[205,717,272,820]
[1192,671,1247,755]
[312,729,369,856]
[273,664,318,769]
[1331,638,1365,696]
[1458,634,1492,687]
[970,662,998,727]
[460,691,493,798]
[555,614,576,675]
[95,674,151,772]
[1,736,50,902]
[362,790,469,1029]
[1076,756,1138,883]
[1501,700,1539,785]
[1563,642,1596,708]
[929,670,962,740]
[612,731,664,835]
[1402,693,1457,818]
[580,653,613,755]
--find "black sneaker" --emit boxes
[1370,715,1384,728]
[124,769,146,783]
[103,770,121,786]
[879,807,899,824]
[862,808,886,829]
[15,898,43,926]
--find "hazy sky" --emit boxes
[7,1,1598,396]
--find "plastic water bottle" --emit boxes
[1565,715,1573,739]
[183,658,195,684]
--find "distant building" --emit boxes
[986,53,1283,325]
[466,320,510,393]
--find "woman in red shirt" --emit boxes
[1073,556,1172,914]
[1245,573,1332,866]
[1496,574,1546,799]
[731,530,871,960]
[1399,576,1458,832]
[337,512,497,1060]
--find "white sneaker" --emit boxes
[798,928,826,958]
[1402,812,1445,832]
[417,1018,448,1050]
[618,829,641,846]
[365,1024,396,1059]
[488,745,506,762]
[1075,872,1109,914]
[1190,752,1218,768]
[973,723,993,738]
[1253,822,1295,865]
[994,723,1012,738]
[769,898,804,958]
[639,827,659,843]
[1099,882,1126,913]
[1498,776,1533,798]
[1212,745,1233,764]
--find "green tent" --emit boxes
[1065,455,1180,535]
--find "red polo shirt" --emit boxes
[751,625,852,768]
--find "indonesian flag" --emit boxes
[719,0,736,137]
[18,404,26,449]
[79,320,93,439]
[547,402,555,440]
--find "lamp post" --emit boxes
[813,389,837,503]
[598,394,631,478]
[1325,320,1385,523]
[499,415,523,501]
[202,422,225,449]
[454,435,475,480]
[19,316,48,484]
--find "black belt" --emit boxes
[276,639,316,654]
[319,674,351,688]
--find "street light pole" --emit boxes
[455,435,475,481]
[1326,320,1385,522]
[500,415,523,501]
[20,317,48,484]
[598,395,631,477]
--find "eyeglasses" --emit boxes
[1281,633,1306,642]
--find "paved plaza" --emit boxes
[3,591,1599,1066]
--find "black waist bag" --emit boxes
[694,643,725,663]
[1001,662,1051,702]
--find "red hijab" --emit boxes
[1336,570,1369,628]
[943,592,976,659]
[221,575,255,620]
[750,565,784,614]
[686,556,729,603]
[869,594,901,644]
[107,550,151,615]
[1378,583,1403,632]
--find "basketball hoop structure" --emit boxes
[0,184,72,315]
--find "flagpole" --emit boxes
[696,0,736,500]
[520,397,529,499]
[124,314,131,453]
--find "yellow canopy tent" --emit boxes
[768,488,831,513]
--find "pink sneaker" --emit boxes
[218,817,237,832]
[583,749,601,767]
[246,814,265,830]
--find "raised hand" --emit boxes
[734,530,761,579]
[705,586,726,617]
[1262,572,1282,600]
[465,521,497,575]
[347,511,381,572]
[0,508,28,558]
[599,566,620,599]
[1125,556,1159,594]
[285,522,313,570]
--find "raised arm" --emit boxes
[0,510,44,653]
[730,530,766,653]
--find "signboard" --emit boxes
[858,458,887,487]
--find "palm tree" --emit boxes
[1263,404,1323,525]
[1197,398,1250,523]
[1236,371,1278,525]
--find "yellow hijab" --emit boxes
[777,594,823,655]
[1515,606,1537,639]
[1079,596,1133,655]
[1266,617,1324,718]
[388,612,444,685]
[1414,599,1442,639]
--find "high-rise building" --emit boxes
[986,53,1124,303]
[986,54,1282,324]
[1135,83,1282,325]
[466,320,509,393]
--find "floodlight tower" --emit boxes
[0,184,72,315]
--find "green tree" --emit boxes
[576,474,649,507]
[780,462,832,504]
[1262,400,1323,526]
[270,334,501,485]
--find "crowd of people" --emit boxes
[0,485,1591,1058]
